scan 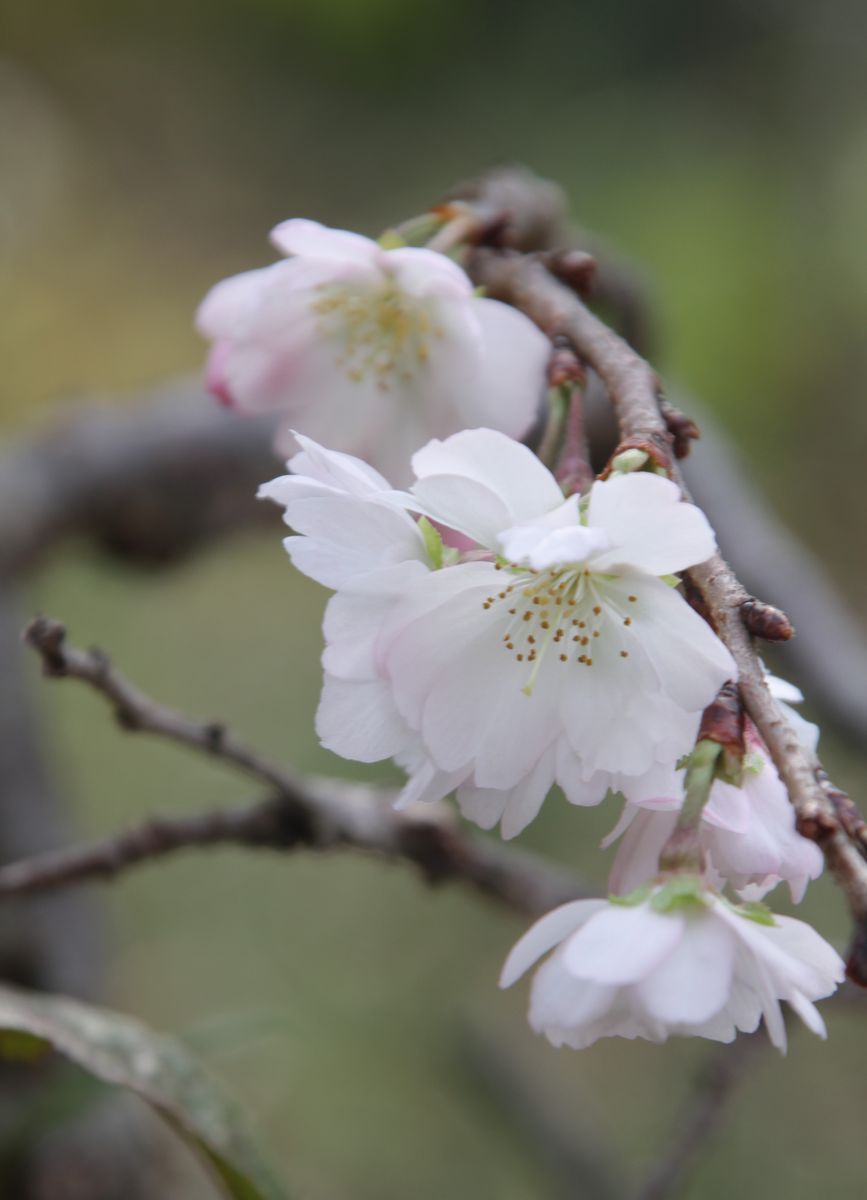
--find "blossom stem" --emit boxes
[658,739,723,872]
[535,385,569,471]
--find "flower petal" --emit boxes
[588,472,717,575]
[499,900,607,987]
[562,903,685,985]
[638,913,736,1025]
[270,218,378,263]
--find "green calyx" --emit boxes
[725,898,776,926]
[649,875,708,914]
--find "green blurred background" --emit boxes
[2,1,867,1196]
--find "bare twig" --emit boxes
[465,238,867,976]
[632,1037,761,1200]
[16,617,589,916]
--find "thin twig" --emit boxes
[15,617,590,916]
[632,1037,761,1200]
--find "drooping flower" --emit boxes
[605,677,823,902]
[260,428,736,834]
[500,880,844,1051]
[197,221,550,483]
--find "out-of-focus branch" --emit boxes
[14,617,589,917]
[631,1037,762,1200]
[0,381,276,577]
[465,239,867,979]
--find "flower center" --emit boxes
[310,281,440,389]
[481,563,639,693]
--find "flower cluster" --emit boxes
[200,215,841,1053]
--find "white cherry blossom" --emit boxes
[605,678,823,902]
[260,429,736,834]
[500,881,844,1051]
[198,221,550,483]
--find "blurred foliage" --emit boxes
[3,0,867,1196]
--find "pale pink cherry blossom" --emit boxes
[605,677,823,902]
[197,220,550,483]
[500,880,844,1051]
[260,428,736,835]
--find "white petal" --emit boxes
[462,297,550,438]
[315,675,410,763]
[289,433,395,494]
[620,574,736,710]
[385,246,473,298]
[411,429,564,525]
[588,473,717,575]
[269,218,379,263]
[638,913,736,1024]
[410,474,513,549]
[499,900,607,987]
[787,990,827,1039]
[562,903,685,985]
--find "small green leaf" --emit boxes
[417,516,444,569]
[0,983,289,1200]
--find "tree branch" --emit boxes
[465,242,867,979]
[631,1036,761,1200]
[15,616,589,917]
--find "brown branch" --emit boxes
[465,240,867,978]
[16,616,589,917]
[0,381,276,578]
[631,1037,761,1200]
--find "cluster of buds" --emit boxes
[198,209,843,1052]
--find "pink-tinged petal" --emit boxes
[315,675,409,763]
[195,267,271,338]
[269,218,378,263]
[455,785,507,831]
[528,959,617,1034]
[463,297,550,438]
[384,246,473,298]
[562,903,685,985]
[204,342,234,406]
[411,429,564,525]
[637,914,736,1024]
[395,760,467,810]
[607,808,676,896]
[588,473,717,576]
[499,900,607,987]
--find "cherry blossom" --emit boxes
[198,221,550,482]
[605,678,824,902]
[260,429,736,834]
[500,881,844,1051]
